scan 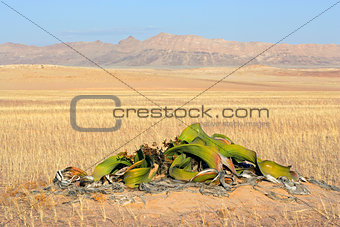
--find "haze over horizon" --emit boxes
[1,0,340,46]
[1,32,340,67]
[3,32,340,47]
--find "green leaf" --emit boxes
[177,123,234,151]
[211,133,233,144]
[124,168,150,188]
[164,144,222,171]
[218,144,257,164]
[218,154,238,175]
[168,154,218,182]
[124,164,159,188]
[191,137,207,145]
[124,159,146,173]
[191,168,218,182]
[91,155,132,181]
[170,167,198,181]
[178,123,211,144]
[168,154,197,181]
[258,160,298,181]
[134,147,145,163]
[123,149,159,188]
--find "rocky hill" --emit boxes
[1,33,339,67]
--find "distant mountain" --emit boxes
[1,32,340,67]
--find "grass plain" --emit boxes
[0,65,339,225]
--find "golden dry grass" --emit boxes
[0,73,339,225]
[0,90,339,186]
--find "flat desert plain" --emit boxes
[0,65,339,226]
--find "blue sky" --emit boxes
[1,0,339,46]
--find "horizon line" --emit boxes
[1,32,340,47]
